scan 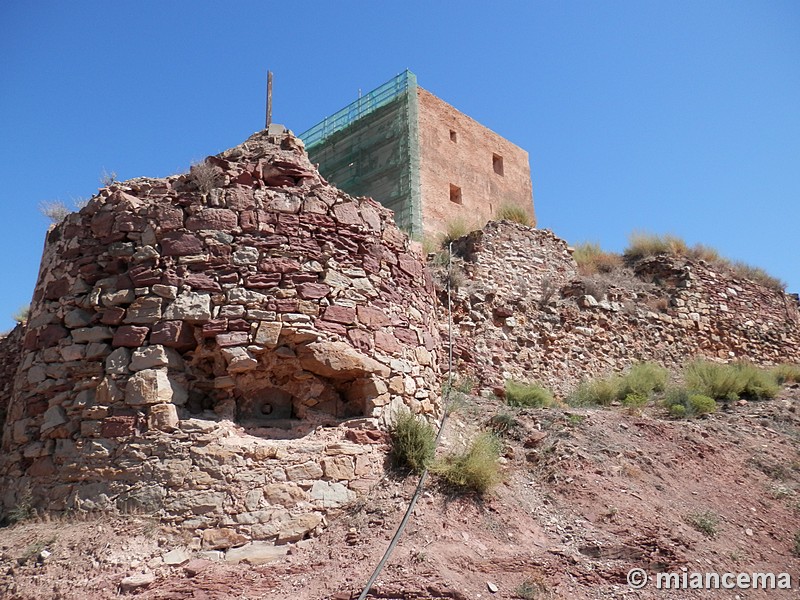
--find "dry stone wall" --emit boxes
[0,129,441,546]
[446,221,800,397]
[0,325,24,433]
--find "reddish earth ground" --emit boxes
[2,384,799,599]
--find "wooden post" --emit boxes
[265,71,273,129]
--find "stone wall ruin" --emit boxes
[0,129,441,547]
[444,221,800,397]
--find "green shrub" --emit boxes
[793,530,800,558]
[669,403,687,418]
[389,410,436,474]
[622,392,648,408]
[433,433,502,494]
[688,394,717,416]
[506,380,555,408]
[495,204,534,227]
[685,510,719,538]
[684,360,779,401]
[569,376,622,406]
[664,387,717,419]
[572,242,623,276]
[773,363,800,385]
[569,362,668,407]
[619,362,668,397]
[736,362,780,399]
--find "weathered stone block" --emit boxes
[148,403,179,432]
[186,208,238,231]
[72,326,113,343]
[202,527,248,550]
[276,513,322,544]
[322,305,356,324]
[164,292,212,322]
[285,461,323,481]
[123,297,163,324]
[125,369,175,406]
[112,325,149,348]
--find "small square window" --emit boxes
[449,129,457,142]
[493,153,504,176]
[449,184,462,205]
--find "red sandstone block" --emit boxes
[155,206,184,231]
[112,325,150,348]
[128,265,163,286]
[332,203,361,226]
[245,273,281,289]
[398,253,422,278]
[296,282,330,300]
[314,319,347,337]
[374,331,401,353]
[394,328,419,346]
[150,321,196,349]
[202,319,228,338]
[114,213,146,233]
[227,319,250,331]
[356,306,390,329]
[233,171,257,186]
[347,328,373,352]
[91,211,115,237]
[323,305,356,324]
[101,415,137,438]
[226,186,256,210]
[44,278,70,301]
[161,232,204,256]
[37,324,69,348]
[275,299,299,313]
[184,273,221,292]
[257,258,300,274]
[186,208,238,231]
[101,307,126,325]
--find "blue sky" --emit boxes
[1,2,799,330]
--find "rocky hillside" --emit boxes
[2,383,799,599]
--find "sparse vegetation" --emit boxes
[432,432,502,494]
[12,305,30,325]
[792,530,800,558]
[572,242,623,276]
[495,204,534,227]
[514,577,550,599]
[664,387,717,419]
[100,168,118,187]
[38,200,71,224]
[568,362,667,407]
[440,217,472,248]
[772,363,800,385]
[190,159,221,194]
[489,412,519,435]
[505,380,555,408]
[623,232,784,292]
[389,410,436,474]
[685,510,719,538]
[5,490,35,525]
[538,277,557,308]
[684,360,779,402]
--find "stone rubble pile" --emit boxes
[0,128,440,546]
